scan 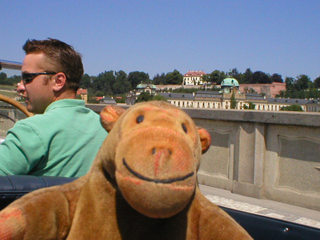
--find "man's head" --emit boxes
[22,39,84,90]
[18,38,84,114]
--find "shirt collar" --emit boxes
[44,99,85,113]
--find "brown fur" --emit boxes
[0,101,252,239]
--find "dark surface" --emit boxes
[222,207,320,240]
[0,175,76,209]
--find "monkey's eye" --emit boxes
[136,115,144,123]
[182,123,187,133]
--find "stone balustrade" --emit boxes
[183,108,320,211]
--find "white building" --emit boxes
[183,71,206,86]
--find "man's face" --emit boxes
[18,54,55,114]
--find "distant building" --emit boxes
[183,71,206,86]
[220,77,240,93]
[239,82,286,98]
[76,89,88,103]
[99,97,117,105]
[160,91,311,112]
[159,77,314,112]
[136,83,157,95]
[93,96,117,105]
[125,83,157,105]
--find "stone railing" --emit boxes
[184,108,320,211]
[88,104,320,211]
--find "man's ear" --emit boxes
[100,105,126,132]
[52,72,67,91]
[197,127,211,154]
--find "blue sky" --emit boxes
[1,0,319,80]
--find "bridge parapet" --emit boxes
[180,108,320,211]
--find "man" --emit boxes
[0,38,108,177]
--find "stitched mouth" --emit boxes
[123,158,194,184]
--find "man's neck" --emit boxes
[53,89,77,101]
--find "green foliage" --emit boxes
[243,102,256,109]
[295,74,311,91]
[135,92,167,103]
[88,97,99,104]
[135,92,153,103]
[152,73,166,85]
[230,91,237,109]
[314,76,320,88]
[165,70,183,85]
[251,71,271,84]
[113,71,130,94]
[242,68,253,83]
[173,88,199,93]
[270,73,283,83]
[206,70,226,84]
[228,68,243,83]
[80,74,92,89]
[0,72,21,86]
[127,71,149,89]
[91,71,115,95]
[280,104,303,111]
[0,72,7,84]
[153,94,167,101]
[113,95,126,103]
[281,75,319,99]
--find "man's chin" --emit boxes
[26,104,36,114]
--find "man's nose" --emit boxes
[16,80,26,95]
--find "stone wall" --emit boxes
[182,108,320,211]
[239,82,286,97]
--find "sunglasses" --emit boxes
[21,72,57,84]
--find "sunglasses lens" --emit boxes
[21,72,56,84]
[22,73,34,84]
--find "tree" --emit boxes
[251,71,271,84]
[153,94,167,101]
[314,76,320,88]
[135,92,153,103]
[270,73,283,83]
[92,71,116,95]
[0,72,7,85]
[243,102,256,109]
[295,74,311,91]
[230,91,237,109]
[242,68,253,83]
[207,70,226,85]
[165,70,183,85]
[127,71,149,89]
[228,68,243,83]
[80,74,92,89]
[152,73,166,85]
[113,70,130,94]
[285,77,295,91]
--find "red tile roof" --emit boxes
[184,71,206,77]
[77,89,88,95]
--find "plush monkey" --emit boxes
[0,101,252,240]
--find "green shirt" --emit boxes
[0,99,107,177]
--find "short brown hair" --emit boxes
[23,38,84,91]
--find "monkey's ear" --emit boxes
[100,105,126,132]
[197,127,211,154]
